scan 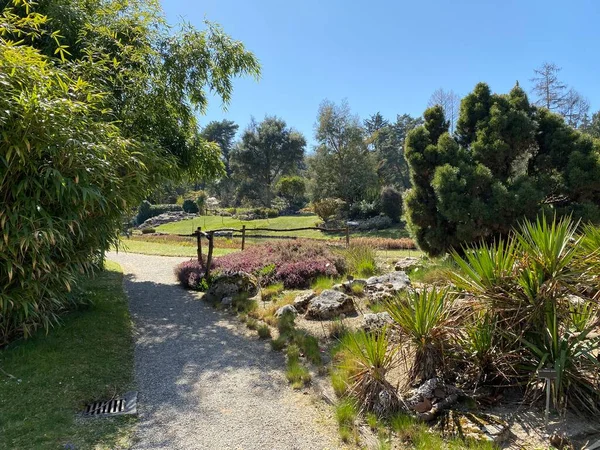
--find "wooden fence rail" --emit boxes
[177,225,350,278]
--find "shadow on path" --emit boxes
[109,252,335,450]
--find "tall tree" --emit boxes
[427,88,460,132]
[201,120,239,175]
[582,111,600,139]
[309,100,378,204]
[231,117,306,207]
[530,62,567,111]
[559,88,590,128]
[364,112,390,136]
[201,119,239,204]
[366,113,422,190]
[405,82,600,256]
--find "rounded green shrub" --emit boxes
[380,186,402,223]
[182,199,199,213]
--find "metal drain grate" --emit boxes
[82,391,137,417]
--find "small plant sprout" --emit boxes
[257,324,271,339]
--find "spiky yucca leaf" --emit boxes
[451,238,518,295]
[516,214,580,285]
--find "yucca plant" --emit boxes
[577,223,600,299]
[385,287,457,384]
[451,214,600,413]
[339,329,399,416]
[457,312,498,382]
[521,303,600,414]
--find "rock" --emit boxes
[305,290,356,320]
[275,304,297,318]
[366,271,411,291]
[362,312,394,332]
[365,271,410,303]
[405,378,461,421]
[293,292,315,313]
[413,398,432,413]
[221,296,233,307]
[394,257,420,271]
[438,410,510,444]
[203,272,259,303]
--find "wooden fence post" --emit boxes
[196,227,202,264]
[241,225,246,251]
[345,225,350,248]
[205,231,214,278]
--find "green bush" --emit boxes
[380,186,402,223]
[276,176,308,211]
[0,21,151,343]
[405,84,600,256]
[141,228,156,234]
[312,198,344,223]
[257,324,271,339]
[182,199,199,213]
[356,215,393,231]
[250,207,279,219]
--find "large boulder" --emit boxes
[365,271,410,302]
[305,290,356,320]
[203,272,258,303]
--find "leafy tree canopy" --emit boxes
[310,100,378,205]
[405,82,600,256]
[231,117,306,207]
[1,0,260,182]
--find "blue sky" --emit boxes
[161,0,600,148]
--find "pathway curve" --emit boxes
[107,251,338,450]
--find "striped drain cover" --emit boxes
[82,391,137,417]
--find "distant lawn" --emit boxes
[0,261,135,450]
[157,214,410,240]
[114,235,422,260]
[116,237,237,258]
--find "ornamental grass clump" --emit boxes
[342,244,379,278]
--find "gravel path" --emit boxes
[107,251,338,450]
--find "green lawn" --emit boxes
[156,214,410,240]
[116,236,422,260]
[116,238,237,258]
[0,261,135,450]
